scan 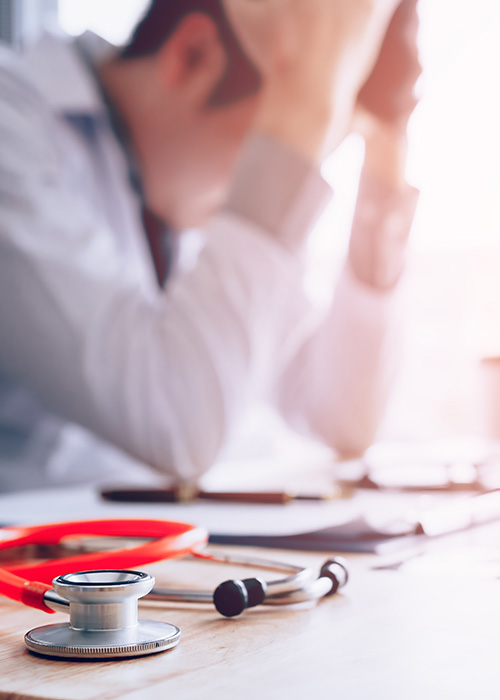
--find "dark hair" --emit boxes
[121,0,261,107]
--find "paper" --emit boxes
[0,484,423,554]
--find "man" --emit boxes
[0,0,419,489]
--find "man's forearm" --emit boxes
[348,126,418,290]
[271,130,416,455]
[362,122,408,189]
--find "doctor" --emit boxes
[0,0,420,488]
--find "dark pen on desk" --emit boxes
[100,486,341,505]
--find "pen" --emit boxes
[100,486,340,505]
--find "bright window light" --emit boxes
[409,0,500,250]
[58,0,148,46]
[311,0,500,265]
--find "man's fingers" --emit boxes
[224,0,411,161]
[357,0,422,126]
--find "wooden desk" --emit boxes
[2,546,500,700]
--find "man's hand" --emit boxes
[223,0,402,163]
[348,0,421,288]
[356,0,421,132]
[353,0,421,189]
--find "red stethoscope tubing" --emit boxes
[0,519,208,613]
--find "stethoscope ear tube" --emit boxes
[211,556,349,616]
[261,557,349,607]
[143,554,349,615]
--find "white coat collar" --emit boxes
[19,31,117,114]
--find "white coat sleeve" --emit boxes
[271,186,418,457]
[225,133,418,457]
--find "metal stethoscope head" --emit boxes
[25,570,181,660]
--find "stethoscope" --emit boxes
[0,519,348,660]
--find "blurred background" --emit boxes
[2,0,499,448]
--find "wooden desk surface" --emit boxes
[2,546,500,700]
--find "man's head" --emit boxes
[100,0,261,229]
[122,0,260,107]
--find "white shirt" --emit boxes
[0,33,411,490]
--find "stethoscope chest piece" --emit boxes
[24,570,181,660]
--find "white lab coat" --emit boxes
[0,33,406,489]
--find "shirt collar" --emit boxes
[19,31,162,233]
[19,31,117,115]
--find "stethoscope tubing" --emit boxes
[41,551,331,611]
[0,519,346,613]
[147,576,333,606]
[139,551,336,607]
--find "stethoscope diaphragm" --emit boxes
[24,570,181,659]
[24,618,181,659]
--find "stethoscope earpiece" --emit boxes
[213,577,267,617]
[319,557,349,595]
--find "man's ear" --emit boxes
[156,13,227,107]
